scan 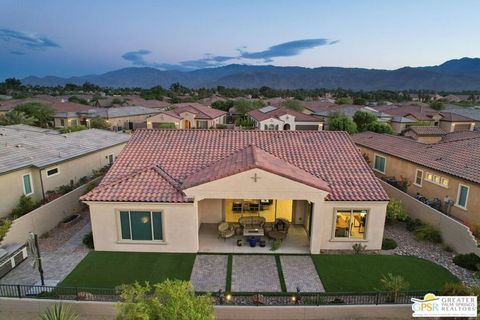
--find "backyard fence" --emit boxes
[0,283,432,306]
[379,180,480,255]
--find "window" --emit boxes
[373,155,386,173]
[70,119,78,126]
[197,120,208,129]
[22,173,33,196]
[60,119,65,127]
[334,209,367,239]
[46,167,59,177]
[119,211,163,241]
[107,154,115,165]
[424,172,449,188]
[414,169,423,187]
[456,184,469,209]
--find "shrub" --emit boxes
[10,195,41,219]
[382,238,398,250]
[452,253,480,271]
[0,219,12,240]
[386,199,407,223]
[414,224,442,243]
[406,217,424,232]
[270,239,282,251]
[352,243,367,254]
[473,224,480,239]
[59,125,87,133]
[440,282,471,296]
[82,232,94,249]
[40,303,78,320]
[378,273,409,303]
[90,116,111,130]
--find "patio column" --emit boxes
[309,199,324,254]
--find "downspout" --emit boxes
[39,169,46,203]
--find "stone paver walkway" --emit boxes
[0,211,91,285]
[232,255,281,292]
[190,255,228,292]
[280,255,325,292]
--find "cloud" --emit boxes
[239,38,337,62]
[122,38,338,70]
[10,50,25,55]
[0,27,60,49]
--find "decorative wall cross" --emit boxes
[251,173,261,182]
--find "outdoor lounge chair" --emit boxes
[267,218,290,241]
[217,222,235,240]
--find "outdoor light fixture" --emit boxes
[226,294,232,301]
[291,296,296,302]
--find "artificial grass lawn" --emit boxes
[59,252,196,288]
[312,255,459,292]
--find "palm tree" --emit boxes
[0,110,37,125]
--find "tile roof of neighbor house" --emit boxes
[382,105,475,123]
[444,108,480,122]
[403,126,447,136]
[81,129,389,203]
[80,106,160,118]
[248,106,321,122]
[301,101,338,113]
[166,103,227,120]
[0,125,130,174]
[352,131,480,184]
[0,96,92,113]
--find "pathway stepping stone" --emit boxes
[231,255,281,292]
[280,255,325,292]
[190,255,227,292]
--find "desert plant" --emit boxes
[381,238,398,250]
[0,219,12,240]
[270,239,282,251]
[378,273,410,303]
[440,282,471,296]
[352,243,367,254]
[82,232,94,249]
[40,303,78,320]
[386,199,407,223]
[414,224,442,243]
[452,253,480,271]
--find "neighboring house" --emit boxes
[55,106,161,131]
[353,131,480,227]
[146,103,227,129]
[402,126,446,144]
[301,101,337,115]
[247,106,323,131]
[444,107,480,131]
[0,125,130,217]
[81,129,389,253]
[389,116,417,133]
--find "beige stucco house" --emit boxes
[82,129,389,254]
[353,131,480,228]
[0,125,130,217]
[248,106,323,131]
[146,103,227,129]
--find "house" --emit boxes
[352,131,480,227]
[301,101,338,115]
[247,106,323,131]
[146,103,227,129]
[81,129,389,254]
[55,106,161,131]
[444,107,480,131]
[402,126,446,144]
[0,125,130,217]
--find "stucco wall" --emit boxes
[198,199,223,224]
[0,179,98,247]
[146,113,181,128]
[0,143,126,217]
[359,146,480,227]
[380,180,480,255]
[316,201,388,252]
[86,201,198,253]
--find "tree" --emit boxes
[0,110,36,125]
[4,78,22,90]
[281,99,303,112]
[366,121,394,134]
[352,110,377,132]
[211,100,234,112]
[327,112,357,134]
[90,116,110,130]
[233,99,264,115]
[353,97,367,105]
[335,97,352,105]
[116,280,215,320]
[429,101,444,110]
[13,102,55,127]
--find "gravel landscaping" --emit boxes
[384,222,479,286]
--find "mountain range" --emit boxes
[22,57,480,91]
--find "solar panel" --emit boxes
[259,106,277,113]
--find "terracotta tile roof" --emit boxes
[440,130,480,142]
[403,126,447,136]
[352,132,480,184]
[301,101,338,113]
[248,107,321,122]
[182,145,331,192]
[82,130,388,203]
[169,103,226,119]
[439,112,475,122]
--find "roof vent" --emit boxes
[15,144,22,148]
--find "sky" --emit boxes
[0,0,479,80]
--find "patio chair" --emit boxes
[217,222,235,240]
[267,218,290,241]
